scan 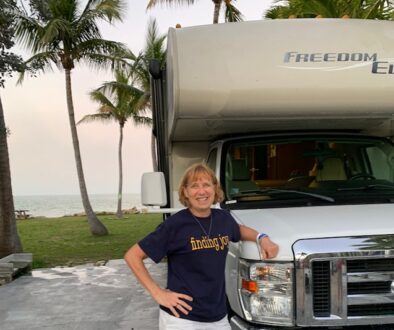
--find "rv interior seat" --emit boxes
[228,159,258,194]
[316,157,347,181]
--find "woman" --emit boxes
[124,163,279,329]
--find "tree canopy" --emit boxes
[265,0,393,19]
[146,0,243,24]
[0,0,25,88]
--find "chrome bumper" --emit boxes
[230,314,394,330]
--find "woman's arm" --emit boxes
[239,224,279,259]
[124,244,193,317]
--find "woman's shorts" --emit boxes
[159,309,231,330]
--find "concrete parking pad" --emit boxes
[0,259,167,330]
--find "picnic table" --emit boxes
[15,210,30,219]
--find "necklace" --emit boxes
[190,211,213,238]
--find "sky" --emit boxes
[2,0,273,196]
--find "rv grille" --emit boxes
[295,236,394,327]
[348,304,394,317]
[348,281,392,294]
[347,259,394,272]
[311,258,394,318]
[312,261,330,317]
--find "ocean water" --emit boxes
[13,193,141,218]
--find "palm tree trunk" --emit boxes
[212,0,222,24]
[64,69,108,235]
[116,123,124,218]
[0,93,23,257]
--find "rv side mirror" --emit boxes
[141,172,167,206]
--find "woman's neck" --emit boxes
[189,208,211,218]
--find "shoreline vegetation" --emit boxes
[13,193,143,219]
[16,213,162,269]
[67,206,143,217]
[15,206,144,219]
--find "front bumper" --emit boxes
[230,315,280,330]
[230,315,394,330]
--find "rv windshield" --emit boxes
[223,135,394,208]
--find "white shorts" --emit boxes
[159,309,231,330]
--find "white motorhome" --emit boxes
[142,19,394,329]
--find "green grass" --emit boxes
[16,214,162,269]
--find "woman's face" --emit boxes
[183,174,215,216]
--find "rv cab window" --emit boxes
[223,135,394,208]
[207,148,218,171]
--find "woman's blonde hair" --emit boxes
[178,163,224,207]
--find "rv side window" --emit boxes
[366,146,393,181]
[207,148,218,171]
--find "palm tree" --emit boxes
[133,19,166,98]
[15,0,129,236]
[131,18,166,171]
[265,0,392,19]
[0,95,23,257]
[0,0,23,257]
[78,70,152,218]
[146,0,243,24]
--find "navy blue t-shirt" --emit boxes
[138,208,241,322]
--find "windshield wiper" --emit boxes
[231,188,335,203]
[337,184,394,192]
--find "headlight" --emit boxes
[238,259,294,326]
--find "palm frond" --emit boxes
[146,0,196,10]
[94,79,144,99]
[77,112,113,125]
[79,0,126,26]
[133,92,151,113]
[14,12,47,53]
[75,16,102,42]
[95,80,127,95]
[76,38,128,57]
[131,115,153,127]
[79,0,99,18]
[264,0,299,19]
[127,52,147,84]
[76,42,133,71]
[41,18,72,44]
[90,89,116,108]
[224,1,243,22]
[130,18,166,89]
[17,51,59,84]
[305,0,341,18]
[94,0,126,22]
[144,18,167,59]
[102,73,140,107]
[362,0,391,19]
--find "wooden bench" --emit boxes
[15,210,30,219]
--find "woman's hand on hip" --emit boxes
[153,288,193,318]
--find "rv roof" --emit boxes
[166,19,394,141]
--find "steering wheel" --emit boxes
[350,173,376,180]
